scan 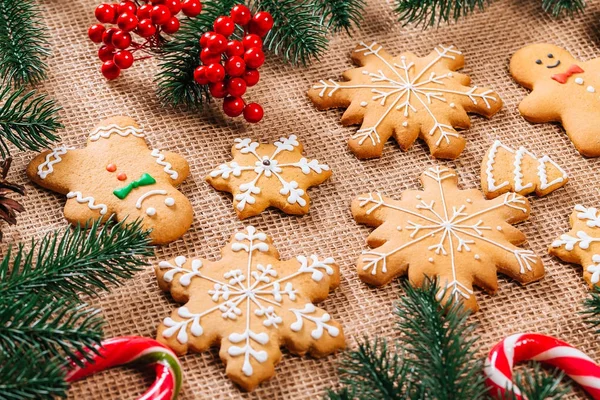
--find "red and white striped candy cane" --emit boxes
[66,336,182,400]
[484,333,600,399]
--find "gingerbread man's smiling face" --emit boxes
[510,44,577,88]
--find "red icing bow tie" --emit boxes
[551,64,585,84]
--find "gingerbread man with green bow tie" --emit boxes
[26,116,193,244]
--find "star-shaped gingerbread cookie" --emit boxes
[351,166,544,311]
[26,116,193,244]
[206,135,331,219]
[510,43,600,157]
[155,226,344,391]
[308,42,503,159]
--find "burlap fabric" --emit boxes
[6,0,600,397]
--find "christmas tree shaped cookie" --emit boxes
[351,166,544,311]
[26,116,192,244]
[308,42,503,159]
[481,140,568,199]
[155,226,344,390]
[510,44,600,157]
[550,205,600,286]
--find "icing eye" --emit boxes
[548,53,554,58]
[117,173,127,181]
[146,207,156,216]
[535,59,542,65]
[106,163,117,172]
[165,197,175,206]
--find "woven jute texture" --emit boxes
[6,0,600,397]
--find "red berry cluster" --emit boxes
[193,5,273,123]
[89,0,202,80]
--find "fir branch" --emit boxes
[501,362,568,400]
[310,0,365,34]
[0,218,152,301]
[0,349,67,400]
[0,87,61,157]
[583,286,600,334]
[0,0,50,87]
[394,0,488,27]
[541,0,585,17]
[0,295,103,364]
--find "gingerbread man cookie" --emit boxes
[510,44,600,157]
[155,226,344,391]
[206,135,331,219]
[27,116,192,245]
[308,42,503,159]
[351,166,544,311]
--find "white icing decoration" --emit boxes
[587,86,596,93]
[89,124,144,141]
[312,42,496,149]
[151,149,179,180]
[357,166,537,302]
[397,226,402,231]
[66,191,108,215]
[146,207,156,216]
[575,78,584,85]
[402,121,408,127]
[474,254,480,260]
[136,189,168,209]
[466,198,472,203]
[158,226,338,377]
[428,257,434,263]
[552,205,600,251]
[497,226,503,231]
[587,255,600,284]
[449,103,456,108]
[165,197,175,206]
[360,101,368,107]
[209,136,329,211]
[37,146,70,179]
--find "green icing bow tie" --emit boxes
[113,173,156,199]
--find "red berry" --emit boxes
[88,24,106,43]
[226,40,244,57]
[102,27,118,45]
[111,30,131,49]
[223,95,245,117]
[137,4,152,19]
[248,20,269,38]
[205,63,225,83]
[227,77,246,97]
[214,16,235,37]
[117,1,137,15]
[151,5,171,25]
[252,11,274,32]
[181,0,201,17]
[162,16,180,34]
[243,69,260,86]
[98,45,116,62]
[225,56,245,77]
[230,4,251,25]
[193,65,209,84]
[136,18,157,37]
[207,33,227,54]
[163,0,181,15]
[117,12,138,31]
[114,50,134,69]
[243,102,264,123]
[244,48,265,69]
[95,4,116,23]
[101,60,121,80]
[242,34,262,50]
[199,31,212,48]
[209,81,228,98]
[200,47,221,65]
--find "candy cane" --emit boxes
[484,333,600,399]
[66,336,182,400]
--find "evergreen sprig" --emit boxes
[312,0,365,33]
[0,0,50,87]
[541,0,585,17]
[0,87,62,157]
[583,286,600,334]
[501,362,568,400]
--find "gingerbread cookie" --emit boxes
[26,116,192,245]
[510,44,600,157]
[351,166,544,311]
[155,226,344,391]
[206,135,331,219]
[481,140,568,199]
[308,42,503,159]
[550,205,600,286]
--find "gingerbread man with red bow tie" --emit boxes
[510,43,600,157]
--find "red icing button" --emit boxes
[106,163,117,172]
[117,173,127,181]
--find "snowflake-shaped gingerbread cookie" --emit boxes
[155,226,344,390]
[308,42,503,159]
[351,166,544,311]
[550,205,600,286]
[26,116,192,244]
[206,135,331,219]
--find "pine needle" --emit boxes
[311,0,365,33]
[583,286,600,334]
[501,362,568,400]
[0,87,61,157]
[541,0,585,17]
[0,0,50,86]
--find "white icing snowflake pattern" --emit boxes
[310,42,502,159]
[352,166,544,310]
[155,226,343,390]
